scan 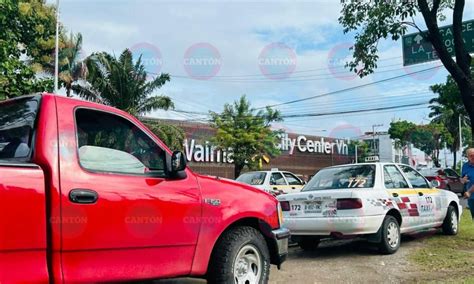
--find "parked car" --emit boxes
[278,163,461,254]
[419,168,464,194]
[236,169,305,195]
[0,94,289,283]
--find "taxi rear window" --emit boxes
[236,172,267,185]
[303,165,375,191]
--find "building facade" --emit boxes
[150,119,353,180]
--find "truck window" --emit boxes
[75,108,165,176]
[0,96,40,162]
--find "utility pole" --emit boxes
[444,142,447,168]
[54,0,60,93]
[372,124,383,156]
[355,144,358,163]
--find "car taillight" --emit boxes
[280,201,290,211]
[337,198,363,210]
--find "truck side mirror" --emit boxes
[172,151,186,172]
[166,150,187,179]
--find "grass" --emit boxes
[410,210,474,283]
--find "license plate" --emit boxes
[304,201,322,213]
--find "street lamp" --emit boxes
[54,0,60,93]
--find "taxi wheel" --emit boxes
[442,205,458,235]
[298,236,320,251]
[207,226,270,284]
[378,215,400,255]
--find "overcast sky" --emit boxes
[52,0,474,138]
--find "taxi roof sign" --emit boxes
[365,156,380,162]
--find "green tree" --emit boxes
[389,120,450,166]
[142,120,185,151]
[388,120,417,149]
[410,123,450,167]
[209,96,282,178]
[348,140,370,163]
[42,32,86,97]
[0,0,57,99]
[429,75,471,169]
[340,0,474,145]
[72,49,173,116]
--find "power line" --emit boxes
[282,102,430,119]
[256,65,441,109]
[170,63,408,81]
[277,93,434,115]
[281,105,430,123]
[151,56,403,79]
[170,94,435,118]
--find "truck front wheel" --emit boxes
[207,226,270,284]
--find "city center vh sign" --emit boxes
[184,133,349,163]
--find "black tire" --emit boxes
[298,236,320,251]
[442,205,458,235]
[207,226,270,284]
[378,215,400,255]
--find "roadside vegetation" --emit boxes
[410,211,474,283]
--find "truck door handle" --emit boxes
[273,187,278,190]
[69,189,98,204]
[418,192,424,196]
[392,193,399,197]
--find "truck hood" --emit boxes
[195,174,274,197]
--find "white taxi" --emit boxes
[236,169,305,195]
[278,163,462,254]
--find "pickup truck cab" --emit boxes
[0,93,289,283]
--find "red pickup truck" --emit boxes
[0,93,289,283]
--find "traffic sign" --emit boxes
[402,19,474,66]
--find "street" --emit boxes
[155,234,440,284]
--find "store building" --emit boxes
[148,118,353,180]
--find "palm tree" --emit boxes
[72,49,173,116]
[429,76,470,169]
[42,32,86,97]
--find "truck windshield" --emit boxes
[0,96,40,161]
[302,164,376,191]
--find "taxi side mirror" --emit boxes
[430,180,441,188]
